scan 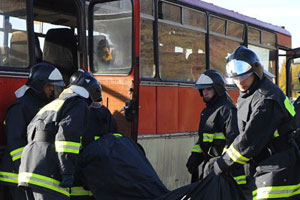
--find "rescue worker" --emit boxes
[186,69,241,183]
[18,69,102,200]
[80,102,118,148]
[0,62,64,200]
[214,45,300,199]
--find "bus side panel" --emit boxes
[227,89,239,105]
[277,33,291,48]
[178,87,202,132]
[0,77,26,146]
[157,86,178,133]
[138,85,156,134]
[94,76,132,137]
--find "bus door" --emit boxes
[88,0,140,140]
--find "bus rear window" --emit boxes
[92,0,132,75]
[0,1,29,68]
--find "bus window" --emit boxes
[209,36,240,76]
[158,22,206,82]
[262,30,276,48]
[141,0,153,16]
[290,58,300,101]
[183,8,206,29]
[228,20,244,39]
[248,27,260,44]
[210,16,226,35]
[92,0,132,75]
[159,2,181,23]
[0,0,28,67]
[140,18,155,78]
[248,45,276,83]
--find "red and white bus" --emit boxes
[0,0,300,197]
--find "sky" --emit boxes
[201,0,300,48]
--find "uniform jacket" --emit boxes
[195,94,239,159]
[18,93,89,198]
[216,76,300,199]
[0,89,47,186]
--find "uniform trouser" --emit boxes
[9,185,27,200]
[32,191,69,200]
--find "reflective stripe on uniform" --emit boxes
[203,132,226,143]
[10,147,24,161]
[18,172,70,197]
[226,144,250,165]
[191,144,203,153]
[253,183,300,200]
[70,186,93,196]
[55,141,81,154]
[37,99,65,115]
[94,136,100,140]
[113,133,122,137]
[273,130,279,138]
[0,171,18,184]
[284,96,296,117]
[233,175,247,185]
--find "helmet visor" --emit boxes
[226,59,252,78]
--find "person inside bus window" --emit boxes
[0,62,65,200]
[95,38,113,71]
[18,70,101,200]
[186,69,243,185]
[214,45,300,200]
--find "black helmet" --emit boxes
[27,62,65,92]
[226,45,263,79]
[195,69,226,96]
[69,69,102,102]
[15,62,65,98]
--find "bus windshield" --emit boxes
[92,0,132,75]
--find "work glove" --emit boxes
[186,152,205,174]
[59,174,74,188]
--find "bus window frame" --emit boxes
[88,0,135,77]
[0,0,34,73]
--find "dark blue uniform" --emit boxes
[18,93,89,199]
[215,77,300,199]
[0,89,48,200]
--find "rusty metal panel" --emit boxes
[138,134,198,190]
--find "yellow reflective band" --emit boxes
[203,133,214,142]
[55,141,81,154]
[113,133,122,137]
[19,172,70,197]
[273,130,279,138]
[226,144,250,165]
[233,175,247,185]
[214,132,226,140]
[70,186,93,196]
[3,120,5,126]
[37,99,65,115]
[191,144,203,153]
[94,136,100,140]
[284,96,296,117]
[0,171,18,184]
[203,132,226,143]
[10,147,24,161]
[253,183,300,199]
